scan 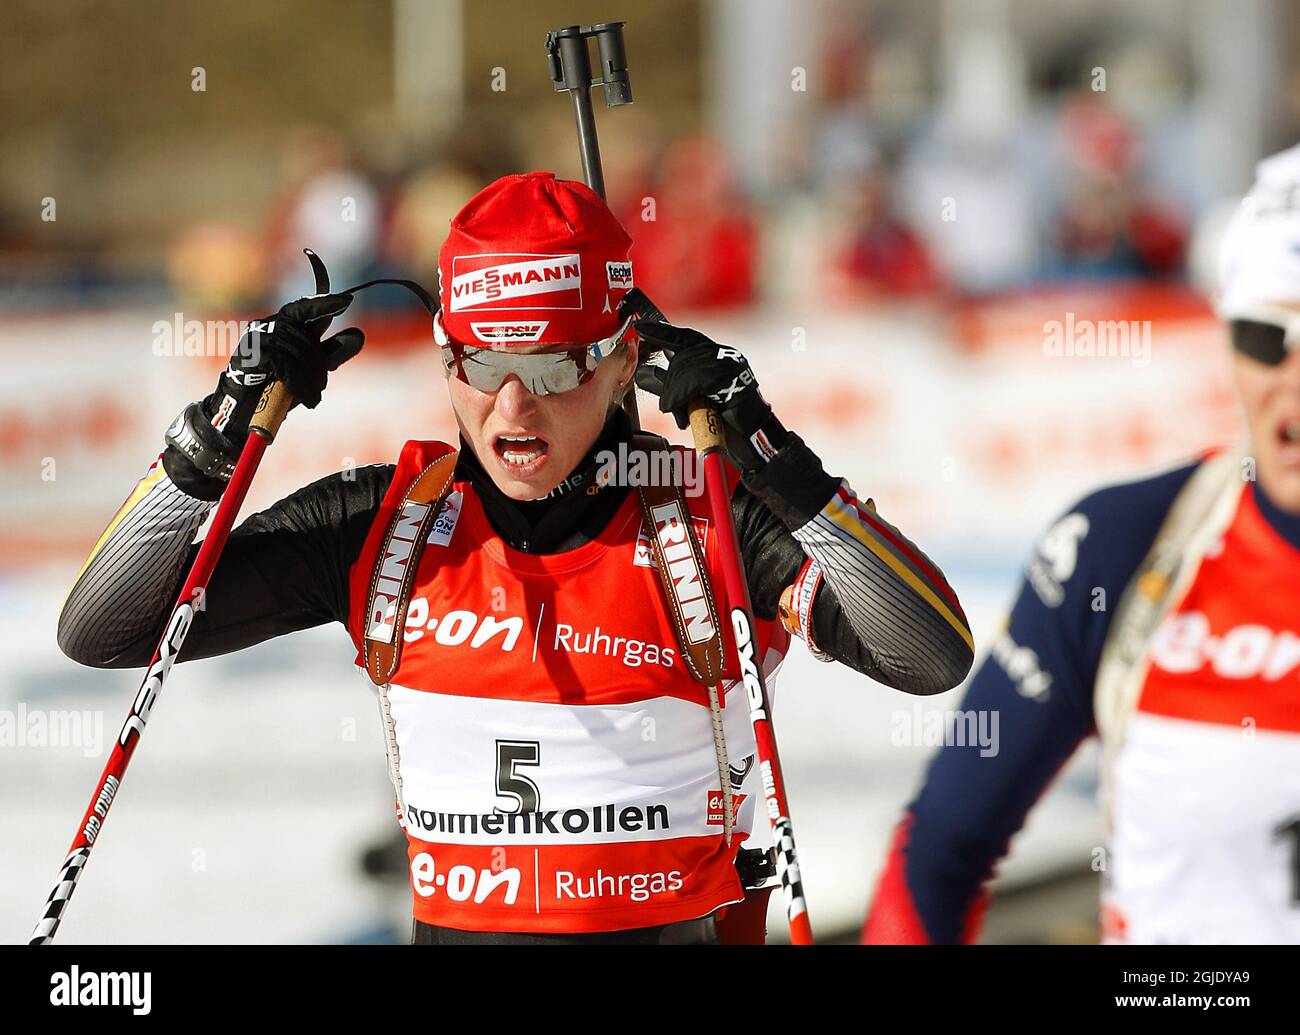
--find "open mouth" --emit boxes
[1275,418,1300,466]
[493,432,550,470]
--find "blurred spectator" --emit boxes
[615,133,759,311]
[383,165,480,292]
[367,117,524,312]
[1046,96,1187,279]
[596,107,668,241]
[166,222,264,311]
[262,126,382,301]
[895,29,1043,296]
[826,160,941,301]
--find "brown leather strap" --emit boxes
[630,432,725,686]
[363,451,460,686]
[631,432,732,841]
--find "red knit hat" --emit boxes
[437,171,635,348]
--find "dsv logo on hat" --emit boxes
[450,253,582,311]
[469,321,550,343]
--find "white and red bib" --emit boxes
[347,440,789,933]
[1103,484,1300,943]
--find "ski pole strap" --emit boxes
[631,432,735,845]
[630,432,725,687]
[363,450,460,686]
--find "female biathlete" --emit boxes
[59,171,973,944]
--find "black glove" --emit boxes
[633,319,790,472]
[164,290,364,499]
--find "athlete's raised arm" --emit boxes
[636,318,974,695]
[57,291,371,668]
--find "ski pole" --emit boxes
[29,382,296,945]
[689,403,814,945]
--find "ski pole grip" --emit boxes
[249,382,294,441]
[688,402,724,454]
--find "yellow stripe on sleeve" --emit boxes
[823,503,975,653]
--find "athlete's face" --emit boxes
[1234,312,1300,511]
[445,340,638,500]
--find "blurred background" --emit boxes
[2,0,1295,943]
